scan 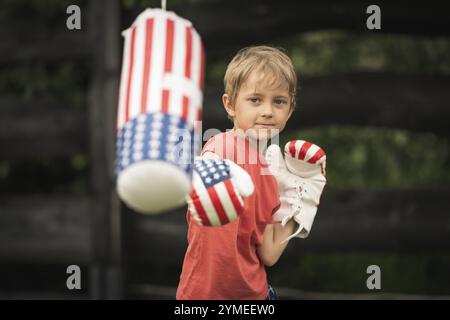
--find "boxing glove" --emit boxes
[266,140,326,242]
[187,158,254,226]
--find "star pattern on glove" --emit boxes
[194,160,230,188]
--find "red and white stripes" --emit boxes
[189,174,243,227]
[286,140,326,165]
[117,9,205,130]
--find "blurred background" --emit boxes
[1,0,449,299]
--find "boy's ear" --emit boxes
[222,94,235,117]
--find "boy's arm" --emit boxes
[203,149,293,265]
[257,219,296,267]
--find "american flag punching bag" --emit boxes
[116,9,205,214]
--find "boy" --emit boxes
[176,46,324,300]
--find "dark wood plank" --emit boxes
[0,15,90,64]
[2,72,448,160]
[202,73,450,134]
[0,196,91,263]
[124,0,450,58]
[1,189,447,278]
[0,98,87,159]
[298,187,450,252]
[123,188,450,265]
[86,0,122,299]
[3,1,448,63]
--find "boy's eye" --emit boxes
[274,99,288,105]
[249,97,260,103]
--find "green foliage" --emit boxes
[281,126,450,189]
[204,32,450,81]
[283,31,450,76]
[0,61,90,105]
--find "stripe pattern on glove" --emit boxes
[286,140,326,175]
[189,160,244,227]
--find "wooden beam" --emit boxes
[122,188,450,265]
[2,1,448,64]
[124,0,450,58]
[299,187,450,252]
[1,188,447,264]
[0,98,87,159]
[0,16,90,64]
[2,72,447,161]
[87,0,122,299]
[289,73,450,134]
[201,73,450,134]
[0,196,91,263]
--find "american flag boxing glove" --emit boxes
[187,159,254,227]
[266,140,327,242]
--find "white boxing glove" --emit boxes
[187,158,254,227]
[266,140,327,242]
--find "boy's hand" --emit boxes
[187,158,254,227]
[266,140,327,242]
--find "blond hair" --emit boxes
[224,46,297,113]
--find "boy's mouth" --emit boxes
[255,124,276,128]
[254,124,276,132]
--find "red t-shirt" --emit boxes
[176,130,280,300]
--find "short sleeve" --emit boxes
[201,137,221,157]
[246,161,281,227]
[200,132,230,159]
[262,178,281,225]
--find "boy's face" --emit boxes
[223,71,293,141]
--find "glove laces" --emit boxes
[280,182,308,243]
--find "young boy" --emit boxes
[176,46,298,300]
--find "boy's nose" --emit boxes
[260,104,273,117]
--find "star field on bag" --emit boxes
[116,112,196,175]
